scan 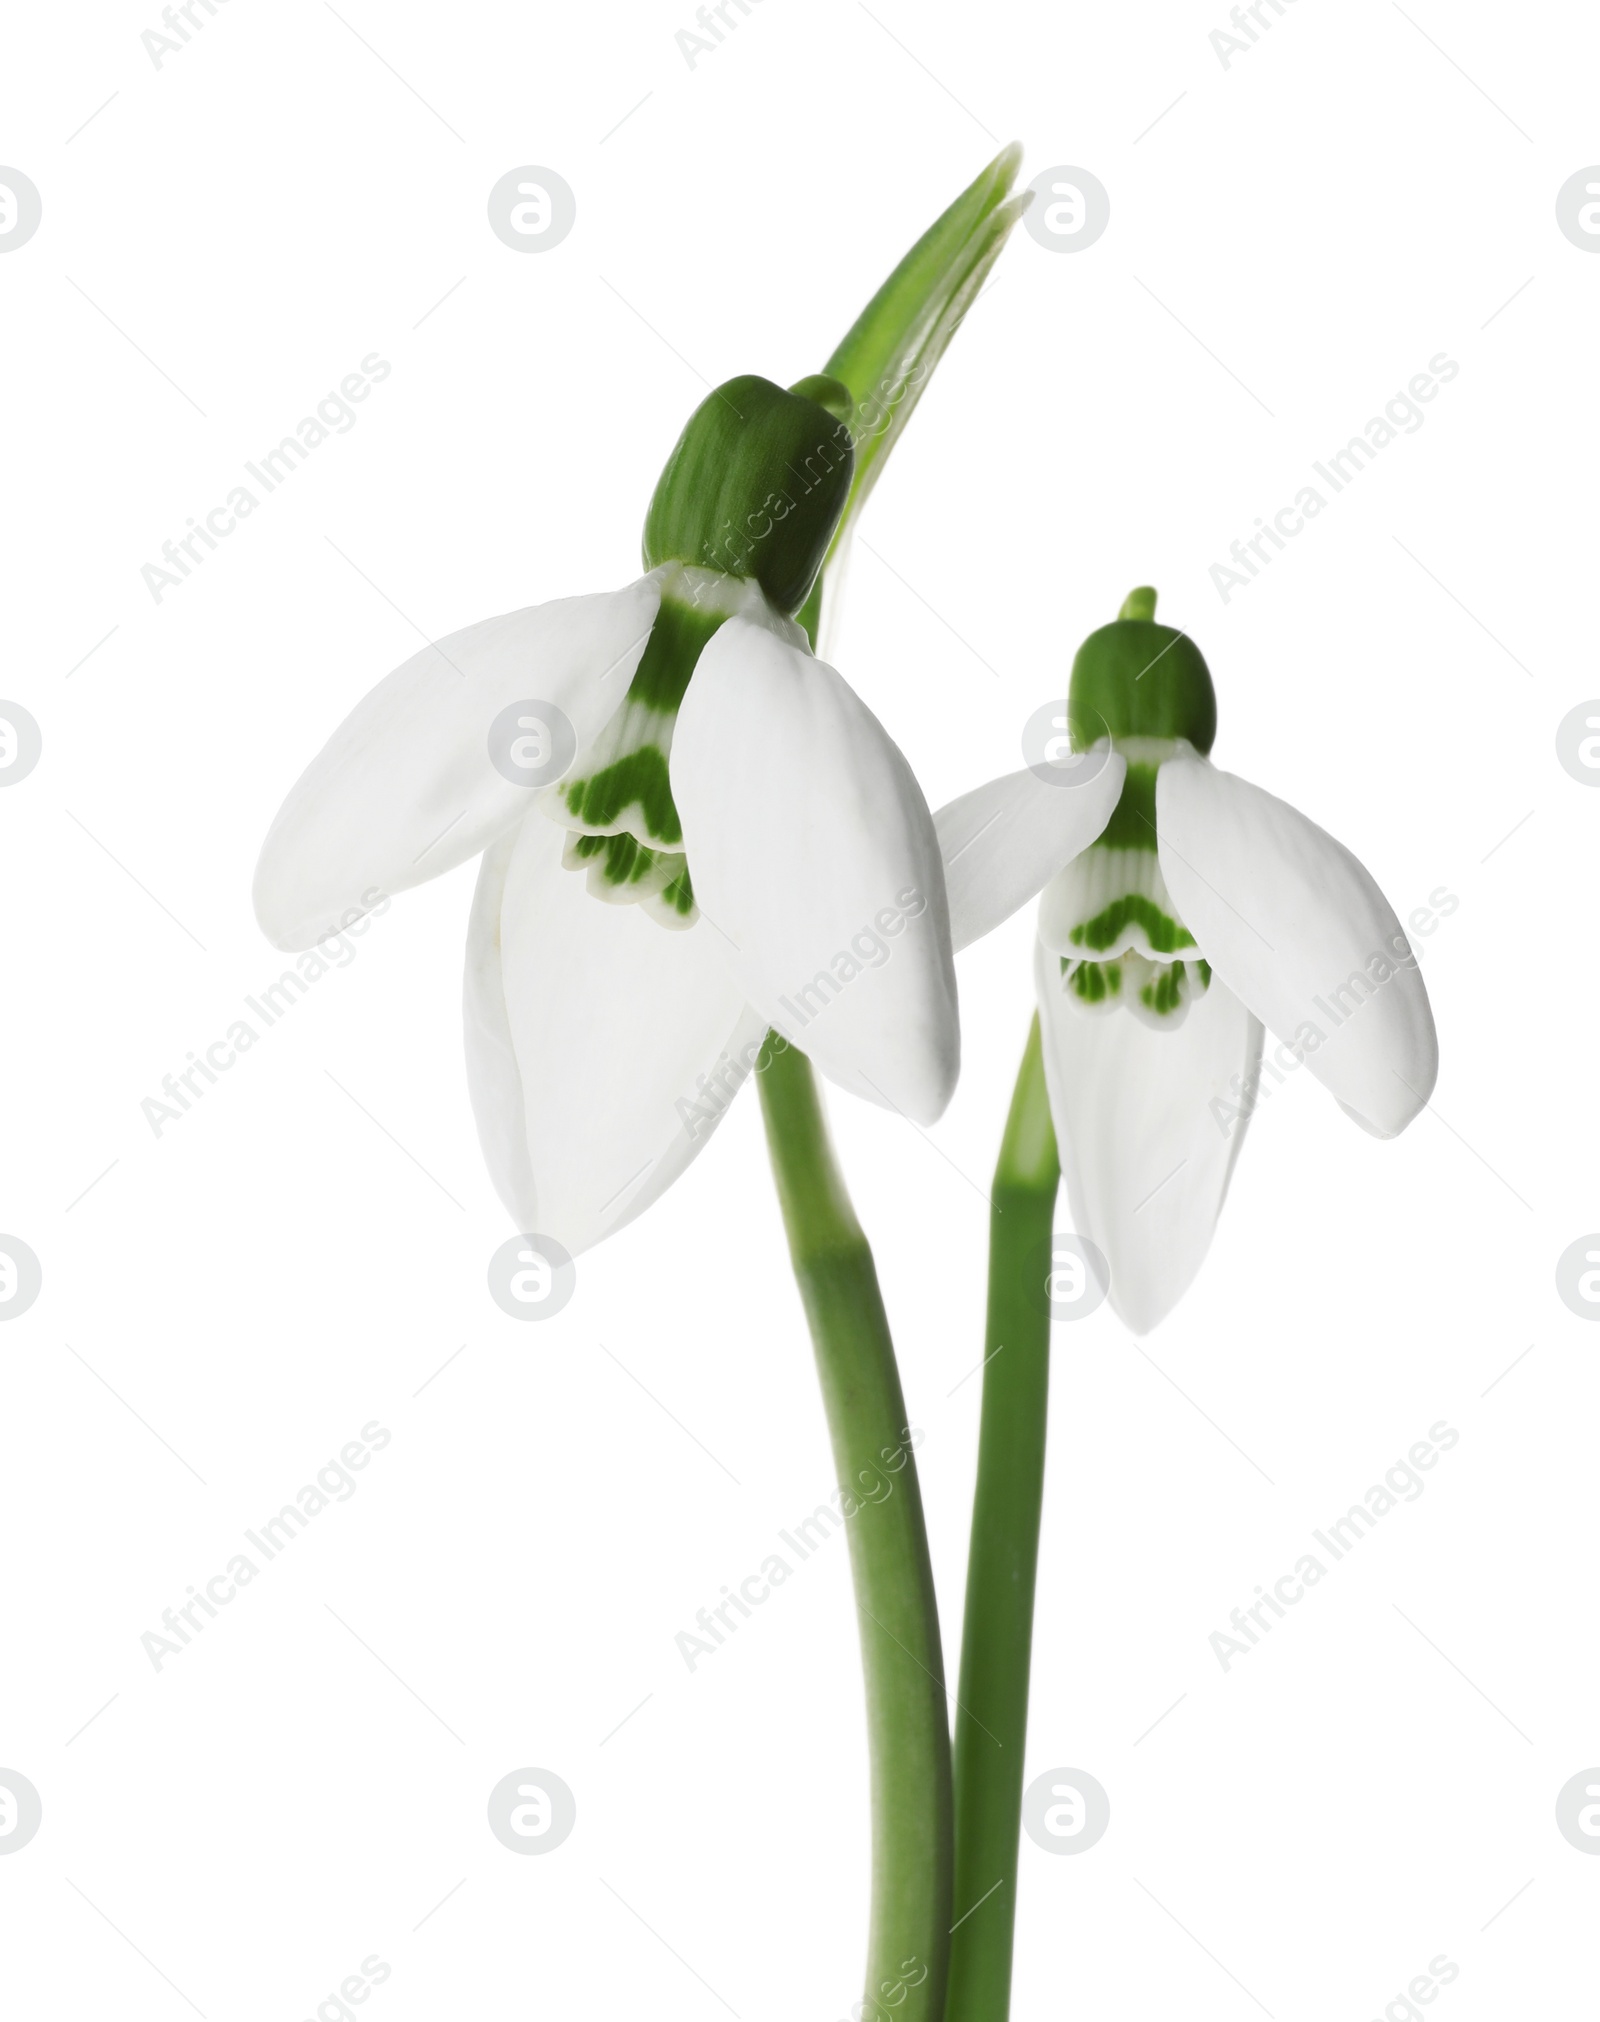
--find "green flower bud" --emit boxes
[642,374,855,616]
[1067,588,1217,755]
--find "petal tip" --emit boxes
[1110,1270,1193,1337]
[250,866,309,953]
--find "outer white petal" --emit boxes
[673,617,959,1123]
[1036,942,1263,1334]
[812,534,854,668]
[935,754,1125,953]
[1156,757,1438,1137]
[464,806,761,1255]
[255,577,661,949]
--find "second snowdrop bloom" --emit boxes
[256,375,962,1255]
[934,589,1439,1333]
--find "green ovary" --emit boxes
[1065,601,1217,753]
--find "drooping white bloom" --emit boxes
[254,131,1041,1265]
[255,555,982,1251]
[935,595,1439,1333]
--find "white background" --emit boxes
[2,0,1596,2016]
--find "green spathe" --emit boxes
[797,144,1029,644]
[642,375,854,615]
[1067,592,1217,754]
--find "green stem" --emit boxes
[758,1040,953,2021]
[947,1016,1059,2021]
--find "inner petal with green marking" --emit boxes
[543,567,799,930]
[1041,838,1196,962]
[1058,952,1212,1028]
[561,830,697,922]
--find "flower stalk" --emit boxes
[758,1039,952,2019]
[259,139,1037,2014]
[947,1015,1058,2022]
[748,153,1031,2013]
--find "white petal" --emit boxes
[1036,943,1263,1334]
[463,828,539,1226]
[672,618,959,1123]
[811,535,853,666]
[937,756,1125,954]
[1156,758,1438,1137]
[464,807,761,1255]
[255,578,661,949]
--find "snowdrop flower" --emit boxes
[933,589,1439,1333]
[255,374,969,1255]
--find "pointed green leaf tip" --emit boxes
[640,149,1028,640]
[792,144,1030,645]
[821,142,1029,529]
[642,374,854,616]
[1067,587,1218,754]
